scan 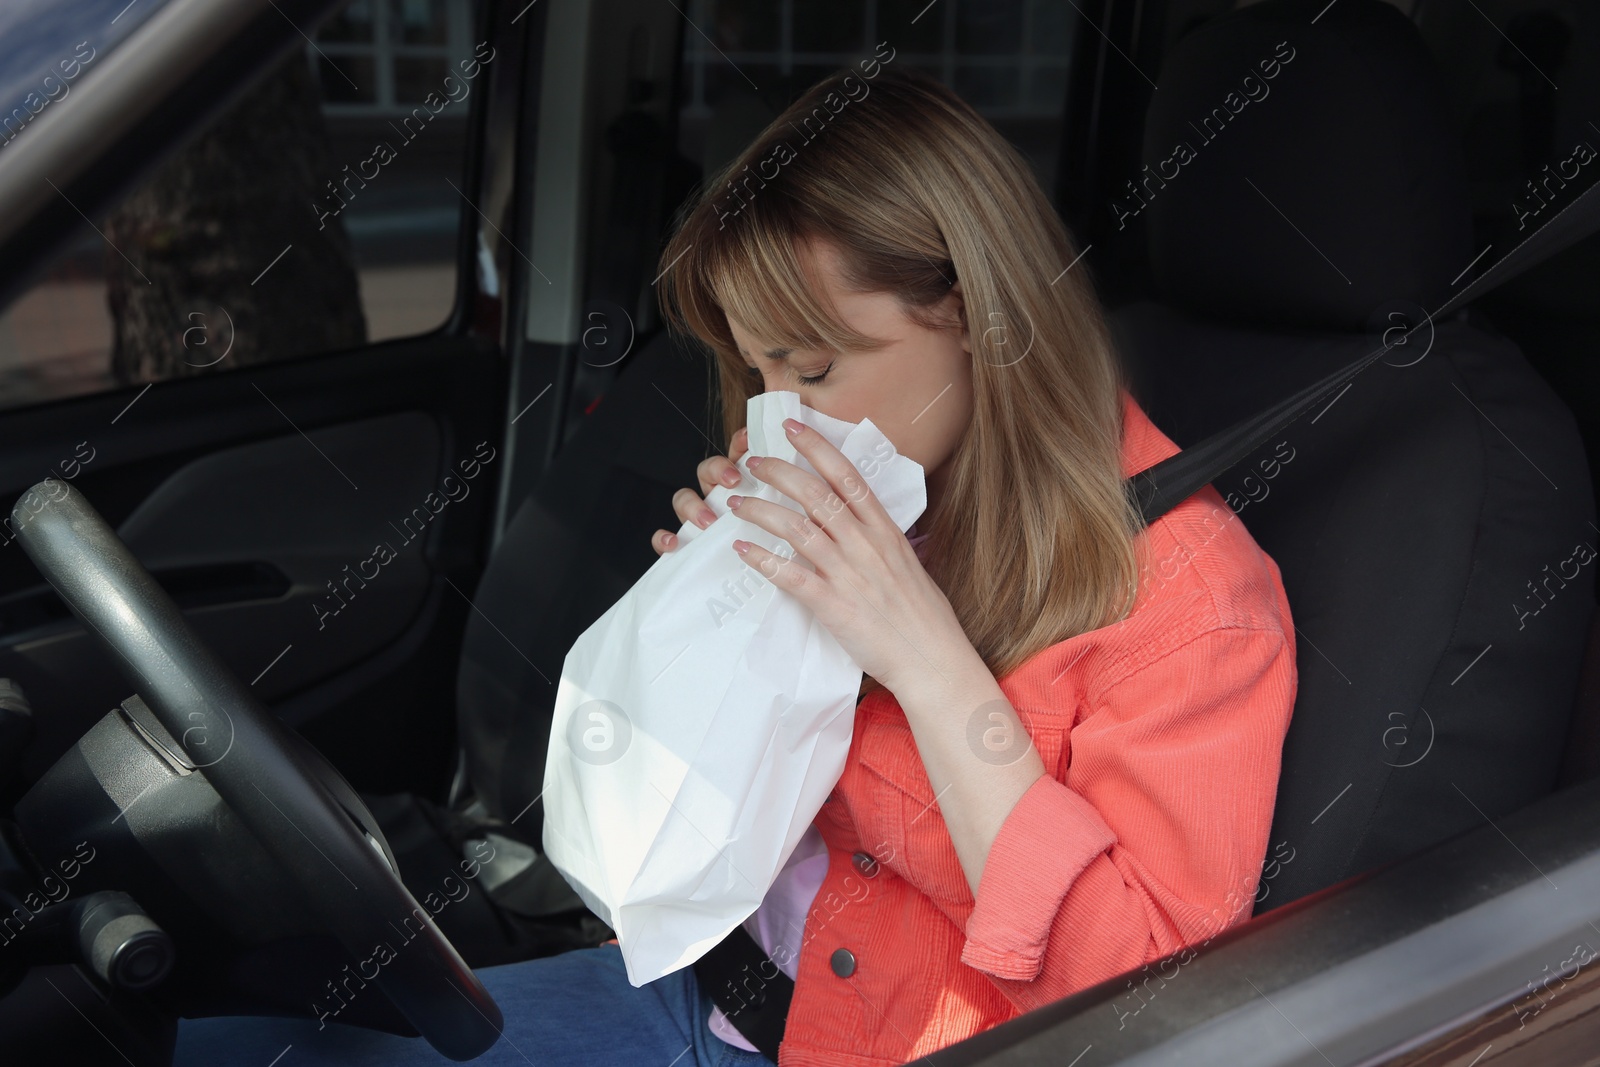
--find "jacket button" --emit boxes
[830,948,857,978]
[851,850,878,876]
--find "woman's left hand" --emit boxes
[728,417,972,698]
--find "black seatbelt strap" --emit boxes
[1129,176,1600,526]
[692,923,791,1062]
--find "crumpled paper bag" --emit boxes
[541,389,926,986]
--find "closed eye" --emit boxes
[796,361,834,386]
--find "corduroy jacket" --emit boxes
[775,391,1299,1066]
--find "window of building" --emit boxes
[676,0,1076,193]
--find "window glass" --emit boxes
[678,0,1076,193]
[0,0,484,412]
[319,1,378,44]
[392,0,453,45]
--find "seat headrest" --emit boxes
[1136,0,1473,331]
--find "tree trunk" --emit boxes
[104,53,365,384]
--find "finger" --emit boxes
[745,456,854,534]
[696,454,744,497]
[733,537,816,603]
[672,487,718,530]
[729,426,751,460]
[728,493,844,571]
[766,418,893,530]
[652,529,679,554]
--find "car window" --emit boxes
[678,0,1076,200]
[0,0,486,412]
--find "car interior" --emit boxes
[1,0,1599,1063]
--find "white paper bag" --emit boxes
[541,390,926,986]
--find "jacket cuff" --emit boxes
[960,773,1118,980]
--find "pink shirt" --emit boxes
[708,525,935,1051]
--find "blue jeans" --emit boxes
[172,944,777,1067]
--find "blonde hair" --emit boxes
[657,65,1144,680]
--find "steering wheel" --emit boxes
[10,478,504,1061]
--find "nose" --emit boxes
[759,379,813,408]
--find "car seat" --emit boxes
[1110,0,1596,913]
[365,328,724,962]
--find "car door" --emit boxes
[0,0,525,801]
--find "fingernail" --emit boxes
[733,539,751,555]
[746,455,763,470]
[664,533,677,549]
[784,418,803,437]
[722,469,741,486]
[728,495,743,510]
[697,507,715,528]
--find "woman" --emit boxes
[174,65,1296,1067]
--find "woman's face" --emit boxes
[725,239,974,508]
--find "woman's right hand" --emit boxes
[652,426,750,555]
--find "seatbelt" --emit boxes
[692,176,1600,1065]
[1129,175,1600,525]
[692,923,792,1062]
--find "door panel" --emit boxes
[0,332,503,795]
[116,408,445,684]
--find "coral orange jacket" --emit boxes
[774,390,1299,1066]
